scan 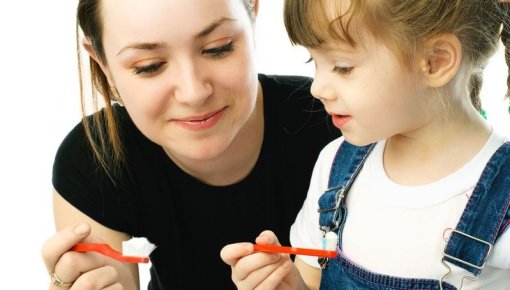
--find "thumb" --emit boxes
[42,223,91,271]
[255,230,281,246]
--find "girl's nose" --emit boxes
[310,69,336,102]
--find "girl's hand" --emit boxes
[221,230,308,290]
[42,223,124,289]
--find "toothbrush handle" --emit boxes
[253,244,337,258]
[72,243,150,263]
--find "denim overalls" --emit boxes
[318,141,510,289]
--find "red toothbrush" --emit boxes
[253,231,338,258]
[71,237,156,263]
[253,244,337,258]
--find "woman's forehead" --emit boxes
[100,0,249,51]
[101,0,247,35]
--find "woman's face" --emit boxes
[98,0,259,161]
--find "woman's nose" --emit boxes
[173,63,213,106]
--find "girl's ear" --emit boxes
[82,37,115,85]
[253,0,259,16]
[419,34,462,88]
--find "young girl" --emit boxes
[41,0,339,289]
[221,0,510,289]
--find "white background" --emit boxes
[0,1,508,289]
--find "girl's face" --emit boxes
[98,0,259,161]
[309,35,431,146]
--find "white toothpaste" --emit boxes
[322,231,338,251]
[122,237,157,257]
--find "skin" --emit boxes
[42,0,262,289]
[96,0,262,186]
[221,7,491,290]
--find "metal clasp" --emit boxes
[317,186,346,269]
[439,229,492,290]
[317,186,345,213]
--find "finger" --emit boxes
[232,251,283,281]
[71,265,119,289]
[42,223,91,271]
[220,242,254,266]
[53,250,108,287]
[254,259,295,290]
[102,283,124,290]
[236,257,291,290]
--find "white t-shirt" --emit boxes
[290,131,510,289]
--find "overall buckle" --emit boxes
[439,229,492,290]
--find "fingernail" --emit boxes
[74,223,88,235]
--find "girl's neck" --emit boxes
[383,102,491,186]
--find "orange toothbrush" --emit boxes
[253,244,337,258]
[72,237,156,263]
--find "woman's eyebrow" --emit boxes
[194,17,237,39]
[116,42,166,56]
[116,17,237,56]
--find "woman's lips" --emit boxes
[331,114,352,128]
[173,107,227,131]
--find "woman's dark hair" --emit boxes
[76,0,256,179]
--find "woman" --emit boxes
[41,0,338,289]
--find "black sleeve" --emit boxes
[52,119,136,234]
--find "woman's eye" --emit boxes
[202,41,234,58]
[133,62,166,75]
[333,66,354,75]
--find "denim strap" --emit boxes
[443,142,510,276]
[318,141,375,236]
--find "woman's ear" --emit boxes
[82,38,103,69]
[82,37,115,85]
[419,34,462,88]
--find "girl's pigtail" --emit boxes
[501,2,510,98]
[469,73,483,111]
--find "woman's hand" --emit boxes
[221,230,308,290]
[42,223,127,289]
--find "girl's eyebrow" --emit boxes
[116,17,237,56]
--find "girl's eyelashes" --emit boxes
[133,62,166,76]
[332,66,354,75]
[306,55,353,75]
[202,41,234,58]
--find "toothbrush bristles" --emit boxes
[122,237,157,257]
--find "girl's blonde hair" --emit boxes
[284,0,510,110]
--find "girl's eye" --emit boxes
[202,41,234,58]
[133,62,166,76]
[333,66,354,75]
